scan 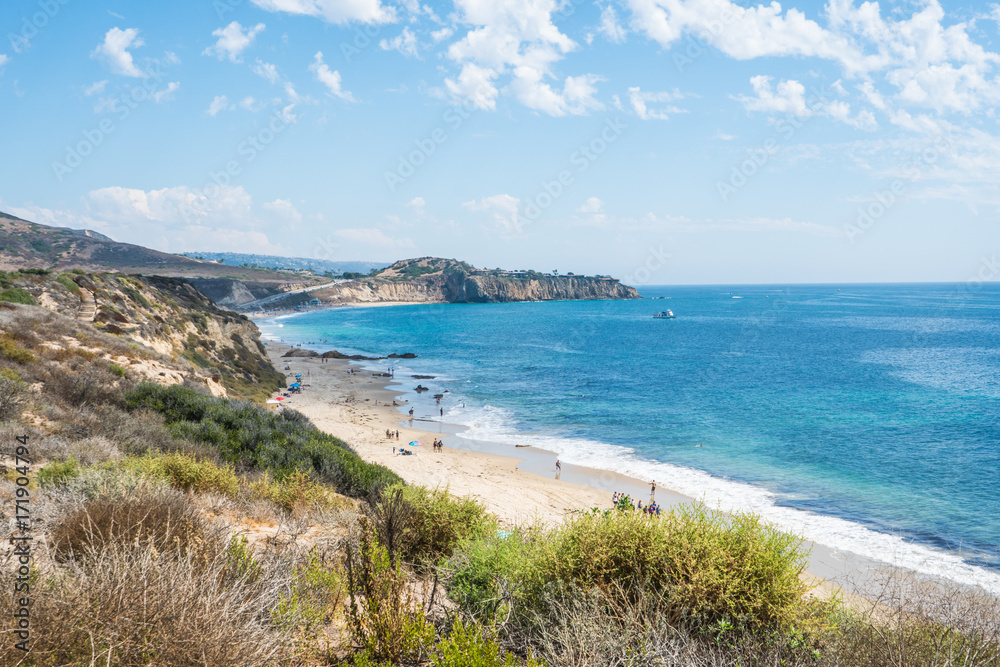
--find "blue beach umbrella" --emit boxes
[408,441,422,447]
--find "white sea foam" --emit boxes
[450,403,1000,596]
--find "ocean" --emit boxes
[258,283,1000,592]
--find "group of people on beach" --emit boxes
[612,491,663,516]
[432,438,444,451]
[386,429,400,440]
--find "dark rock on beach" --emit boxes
[282,349,319,357]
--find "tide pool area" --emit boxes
[259,283,1000,592]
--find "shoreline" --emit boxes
[263,341,879,595]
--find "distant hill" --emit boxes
[180,251,388,276]
[251,256,640,310]
[0,211,324,300]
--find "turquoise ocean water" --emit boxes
[259,284,1000,591]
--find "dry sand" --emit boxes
[267,343,615,526]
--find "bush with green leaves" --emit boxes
[122,451,239,496]
[0,288,35,305]
[0,336,35,364]
[38,457,81,488]
[371,484,496,567]
[346,528,435,664]
[433,619,543,667]
[0,372,29,420]
[448,503,809,634]
[124,382,401,498]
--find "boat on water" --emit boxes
[653,310,675,318]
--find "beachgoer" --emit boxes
[440,408,444,417]
[651,480,656,499]
[395,431,399,440]
[393,447,396,455]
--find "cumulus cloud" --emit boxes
[84,185,287,253]
[598,6,627,43]
[444,0,604,116]
[203,21,265,62]
[462,194,522,232]
[250,0,396,24]
[91,27,145,77]
[628,87,686,120]
[309,51,356,101]
[252,59,280,83]
[380,27,419,58]
[206,95,231,116]
[736,76,878,129]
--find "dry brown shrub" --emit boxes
[0,539,296,666]
[50,487,214,563]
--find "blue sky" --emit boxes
[1,0,999,284]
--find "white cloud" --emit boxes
[736,76,878,129]
[239,96,266,111]
[309,51,356,102]
[84,80,108,96]
[206,95,231,116]
[431,27,454,42]
[152,81,180,103]
[713,129,736,140]
[252,59,281,83]
[91,27,145,77]
[736,76,811,116]
[262,198,302,223]
[407,196,426,209]
[82,185,288,253]
[380,27,419,58]
[598,6,627,43]
[628,86,686,120]
[444,0,605,116]
[250,0,396,24]
[444,63,499,110]
[462,194,522,232]
[203,21,265,62]
[334,227,415,249]
[576,196,608,225]
[0,54,8,70]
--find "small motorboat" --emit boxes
[653,310,675,318]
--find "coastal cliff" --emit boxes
[245,257,639,309]
[2,269,283,401]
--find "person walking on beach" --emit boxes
[408,407,414,420]
[440,407,444,417]
[650,480,656,500]
[555,459,562,479]
[395,430,399,440]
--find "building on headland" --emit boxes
[307,297,321,306]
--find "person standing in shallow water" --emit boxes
[555,459,562,479]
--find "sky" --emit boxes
[1,0,999,285]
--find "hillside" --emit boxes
[0,211,323,299]
[244,257,640,310]
[0,268,283,401]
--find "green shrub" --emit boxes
[0,288,35,305]
[272,547,344,633]
[346,529,435,664]
[375,483,496,566]
[449,504,809,634]
[56,273,82,296]
[124,383,402,498]
[123,451,239,496]
[38,457,81,488]
[433,618,543,667]
[108,362,127,377]
[250,469,350,514]
[0,336,35,364]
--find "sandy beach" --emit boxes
[262,339,872,599]
[266,341,621,526]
